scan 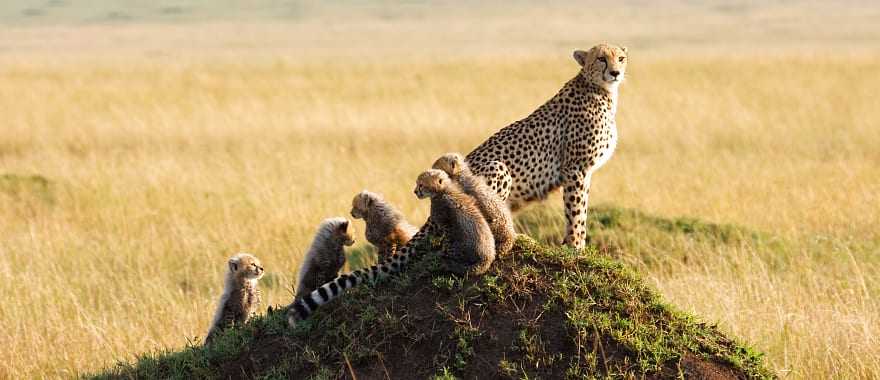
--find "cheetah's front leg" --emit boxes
[561,170,591,250]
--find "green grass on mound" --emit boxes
[515,204,795,274]
[92,231,774,379]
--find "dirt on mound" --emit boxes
[95,236,774,380]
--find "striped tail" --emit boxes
[287,220,438,326]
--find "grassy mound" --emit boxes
[93,232,774,379]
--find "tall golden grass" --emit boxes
[1,4,879,377]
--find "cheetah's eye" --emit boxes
[618,56,626,63]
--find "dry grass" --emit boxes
[1,2,879,378]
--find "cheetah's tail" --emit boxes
[286,220,437,326]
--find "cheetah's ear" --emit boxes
[338,220,350,232]
[573,50,590,67]
[228,257,240,272]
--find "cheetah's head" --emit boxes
[414,169,449,199]
[431,153,467,177]
[228,253,264,281]
[573,43,627,91]
[351,190,381,219]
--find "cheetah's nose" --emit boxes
[609,70,620,78]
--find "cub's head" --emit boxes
[228,253,264,281]
[322,217,356,247]
[414,169,450,199]
[431,153,467,177]
[573,43,627,90]
[351,190,381,219]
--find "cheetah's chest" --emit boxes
[590,121,617,172]
[566,109,618,175]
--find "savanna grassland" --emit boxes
[1,1,879,378]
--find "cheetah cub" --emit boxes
[433,153,517,257]
[351,190,418,261]
[205,252,264,344]
[415,169,495,275]
[294,217,354,301]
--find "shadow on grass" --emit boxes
[0,173,55,205]
[516,203,788,270]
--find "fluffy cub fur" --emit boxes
[351,190,418,260]
[294,217,354,300]
[415,169,495,275]
[205,252,264,344]
[433,153,517,256]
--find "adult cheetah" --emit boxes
[467,43,627,249]
[288,43,627,324]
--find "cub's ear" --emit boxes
[338,220,350,232]
[621,46,628,54]
[573,50,589,67]
[364,194,373,207]
[228,258,240,272]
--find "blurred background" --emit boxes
[1,1,878,378]
[1,1,879,57]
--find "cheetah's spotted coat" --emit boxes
[288,43,627,324]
